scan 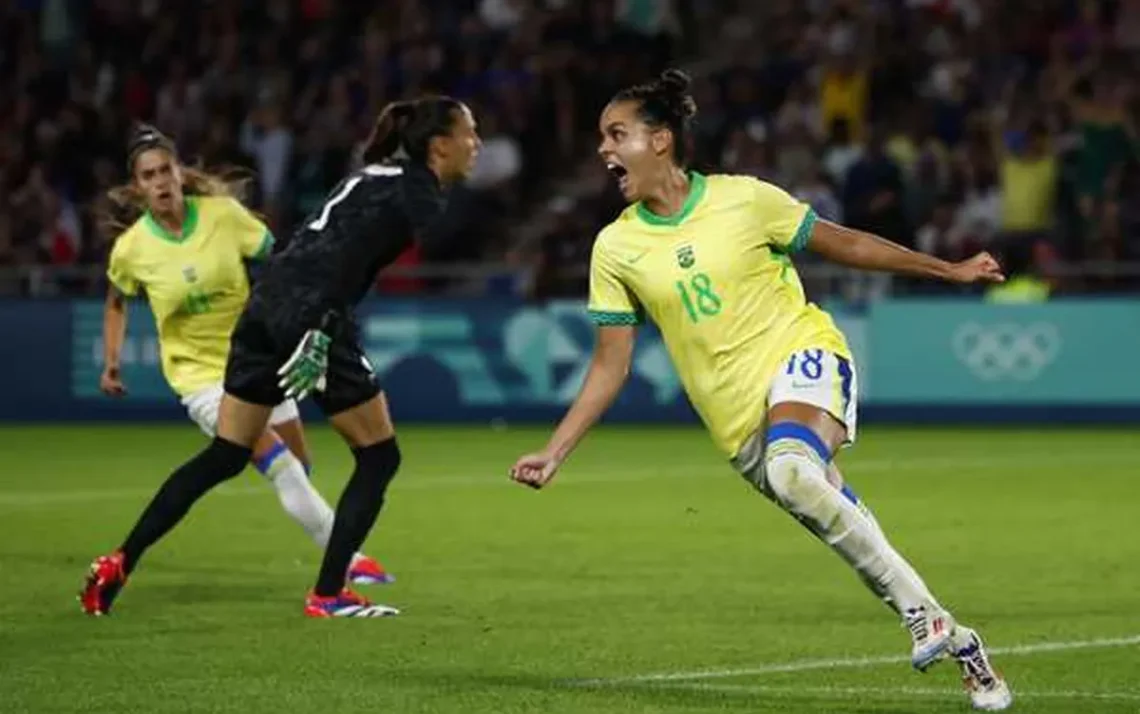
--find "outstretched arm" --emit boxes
[510,325,634,489]
[806,219,1005,284]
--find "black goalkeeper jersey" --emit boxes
[246,161,452,335]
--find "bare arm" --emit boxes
[806,219,1004,284]
[510,325,635,488]
[100,287,128,396]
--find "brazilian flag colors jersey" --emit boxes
[587,173,852,458]
[107,196,273,396]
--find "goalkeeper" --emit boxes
[81,96,482,618]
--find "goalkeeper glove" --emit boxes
[277,329,331,401]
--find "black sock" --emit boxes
[314,438,401,596]
[120,437,252,573]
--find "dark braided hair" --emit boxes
[611,68,698,165]
[361,96,466,165]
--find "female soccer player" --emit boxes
[509,70,1012,711]
[82,99,480,618]
[93,125,392,591]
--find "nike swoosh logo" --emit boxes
[625,250,650,264]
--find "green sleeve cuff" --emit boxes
[588,310,643,326]
[788,207,817,253]
[252,232,275,260]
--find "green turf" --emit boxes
[0,424,1137,713]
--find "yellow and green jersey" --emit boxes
[107,195,273,396]
[588,172,851,458]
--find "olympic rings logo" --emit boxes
[951,322,1061,381]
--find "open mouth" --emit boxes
[605,162,630,191]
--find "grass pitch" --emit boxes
[0,424,1137,713]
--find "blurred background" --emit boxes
[1,0,1138,423]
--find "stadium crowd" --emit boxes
[3,0,1140,298]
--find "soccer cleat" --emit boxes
[303,588,400,618]
[904,605,955,671]
[79,551,127,616]
[953,626,1013,711]
[347,556,395,585]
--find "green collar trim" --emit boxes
[144,197,199,244]
[636,172,706,227]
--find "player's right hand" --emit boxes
[947,251,1005,284]
[509,451,562,490]
[100,366,127,397]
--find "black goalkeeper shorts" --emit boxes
[224,310,381,416]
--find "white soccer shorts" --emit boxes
[181,383,300,437]
[767,347,859,444]
[732,347,859,481]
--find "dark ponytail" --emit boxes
[611,68,698,165]
[362,96,466,164]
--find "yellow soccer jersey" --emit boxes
[107,195,274,396]
[588,172,851,458]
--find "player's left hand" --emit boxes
[277,328,330,401]
[509,451,562,490]
[946,252,1005,284]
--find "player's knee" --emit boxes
[203,436,255,479]
[352,437,401,486]
[166,437,253,500]
[762,423,832,518]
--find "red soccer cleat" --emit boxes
[79,551,127,616]
[347,555,395,585]
[303,588,400,618]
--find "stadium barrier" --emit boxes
[1,297,1138,423]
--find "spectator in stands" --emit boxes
[3,0,1140,298]
[995,116,1058,275]
[241,99,293,229]
[822,117,863,190]
[843,126,908,245]
[1069,72,1136,249]
[792,162,842,224]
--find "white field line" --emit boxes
[576,634,1140,686]
[645,682,1140,703]
[0,451,1126,507]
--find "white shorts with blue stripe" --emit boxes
[768,347,858,444]
[732,347,858,478]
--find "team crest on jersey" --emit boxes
[676,244,695,269]
[181,265,198,283]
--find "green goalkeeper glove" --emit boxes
[277,329,331,401]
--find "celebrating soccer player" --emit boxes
[82,99,480,618]
[508,70,1012,711]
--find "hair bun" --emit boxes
[130,123,165,144]
[659,68,691,94]
[658,68,697,119]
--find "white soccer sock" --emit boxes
[762,430,931,615]
[256,446,365,566]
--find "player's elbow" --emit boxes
[105,288,126,313]
[593,330,634,385]
[588,353,630,402]
[591,348,630,378]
